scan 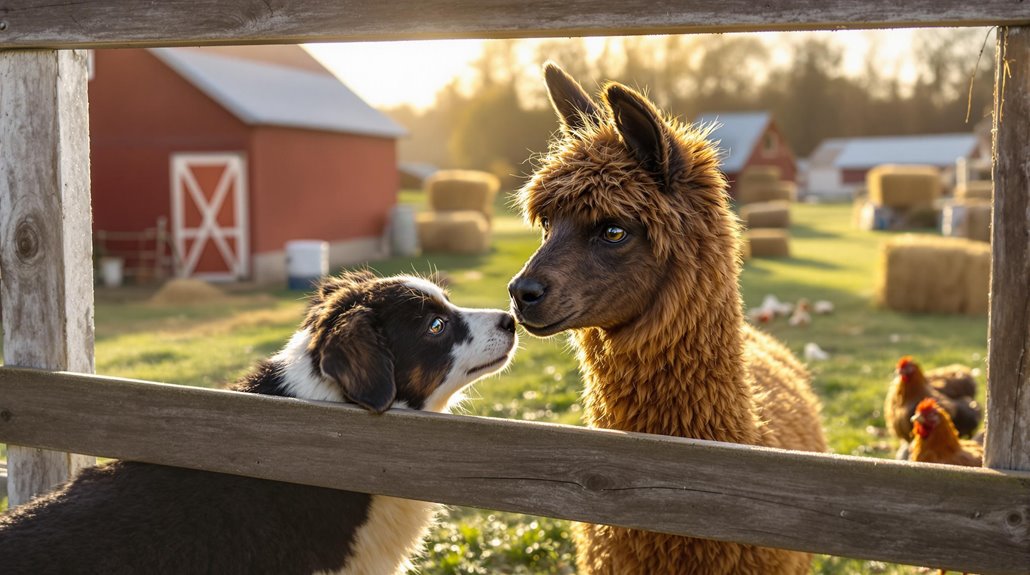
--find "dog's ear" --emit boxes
[544,62,598,134]
[313,270,376,304]
[316,305,396,414]
[603,83,684,192]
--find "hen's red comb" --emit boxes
[897,356,915,369]
[916,397,938,414]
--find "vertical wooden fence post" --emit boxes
[0,49,96,506]
[985,26,1030,472]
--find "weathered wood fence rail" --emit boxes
[0,369,1028,574]
[2,2,1030,574]
[0,0,1028,46]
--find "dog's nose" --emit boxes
[498,313,516,333]
[508,276,546,308]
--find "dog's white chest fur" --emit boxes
[322,496,437,575]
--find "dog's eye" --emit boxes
[601,225,627,243]
[428,317,446,336]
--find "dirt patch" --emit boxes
[149,279,227,306]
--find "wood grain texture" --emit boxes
[0,369,1027,574]
[0,461,7,502]
[986,27,1030,473]
[0,1,1026,48]
[0,50,95,507]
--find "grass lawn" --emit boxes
[1,193,987,574]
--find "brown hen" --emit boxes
[909,398,983,467]
[884,356,981,443]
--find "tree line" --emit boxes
[389,30,995,190]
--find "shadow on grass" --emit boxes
[791,223,840,239]
[744,257,842,277]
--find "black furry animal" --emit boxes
[0,271,517,575]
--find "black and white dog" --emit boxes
[0,271,518,574]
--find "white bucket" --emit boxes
[389,204,419,257]
[286,240,329,290]
[99,256,124,288]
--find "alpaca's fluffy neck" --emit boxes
[573,254,760,444]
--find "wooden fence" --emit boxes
[1,2,1029,574]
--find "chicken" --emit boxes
[884,356,981,443]
[909,398,983,467]
[925,363,978,400]
[803,342,830,361]
[760,294,793,317]
[813,300,834,315]
[788,299,811,327]
[747,306,775,324]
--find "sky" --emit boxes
[304,30,923,111]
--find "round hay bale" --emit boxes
[876,234,988,314]
[866,165,941,208]
[425,170,500,222]
[738,181,797,205]
[416,211,490,254]
[741,200,791,229]
[149,278,226,305]
[745,229,790,258]
[954,180,992,201]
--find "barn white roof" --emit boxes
[150,48,407,139]
[830,133,978,169]
[694,112,771,174]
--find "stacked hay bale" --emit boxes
[954,180,992,201]
[415,212,490,255]
[741,200,791,229]
[736,166,797,205]
[417,170,499,254]
[876,234,990,315]
[745,229,791,258]
[738,167,794,259]
[943,180,992,243]
[857,165,941,231]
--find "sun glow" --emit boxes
[305,40,487,110]
[306,30,939,112]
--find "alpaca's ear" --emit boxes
[604,83,683,191]
[316,305,396,414]
[544,62,598,133]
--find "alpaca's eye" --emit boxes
[428,317,446,336]
[601,225,627,243]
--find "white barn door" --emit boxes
[170,153,249,281]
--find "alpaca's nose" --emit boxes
[508,276,546,309]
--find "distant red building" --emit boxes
[89,46,406,283]
[695,112,796,197]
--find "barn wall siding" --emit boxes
[89,50,249,234]
[248,127,398,256]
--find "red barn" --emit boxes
[88,46,406,283]
[695,112,796,197]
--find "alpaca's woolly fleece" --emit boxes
[520,77,826,574]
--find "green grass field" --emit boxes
[1,194,986,574]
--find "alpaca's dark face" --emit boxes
[509,214,663,336]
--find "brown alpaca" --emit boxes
[508,64,827,574]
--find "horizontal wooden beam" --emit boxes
[0,1,1026,49]
[0,369,1028,573]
